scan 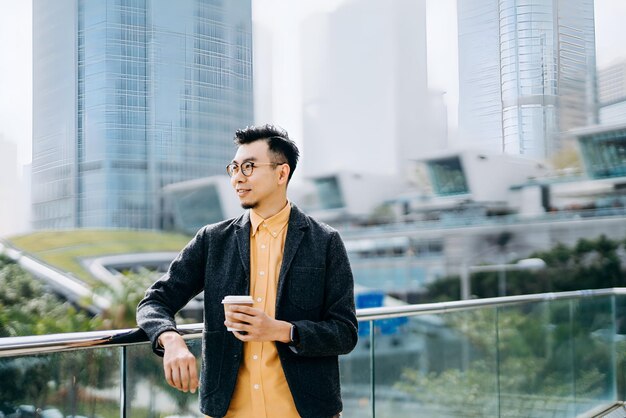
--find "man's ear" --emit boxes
[278,164,290,185]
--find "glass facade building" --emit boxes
[458,0,596,159]
[598,60,626,126]
[578,125,626,180]
[33,0,253,229]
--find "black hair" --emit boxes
[233,124,300,182]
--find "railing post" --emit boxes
[370,320,376,418]
[495,308,501,418]
[611,295,618,402]
[120,345,127,418]
[461,263,470,300]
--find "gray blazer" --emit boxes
[136,204,358,418]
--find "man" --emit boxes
[137,124,358,418]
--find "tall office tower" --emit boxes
[32,0,253,230]
[458,0,596,159]
[598,59,626,125]
[301,0,444,178]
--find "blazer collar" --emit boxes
[233,203,310,300]
[234,210,250,229]
[276,203,309,308]
[234,211,251,281]
[233,202,309,231]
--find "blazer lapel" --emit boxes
[234,211,251,289]
[276,204,309,309]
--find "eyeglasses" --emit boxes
[226,161,287,177]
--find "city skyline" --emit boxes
[2,1,626,168]
[0,0,626,236]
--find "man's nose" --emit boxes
[231,169,246,185]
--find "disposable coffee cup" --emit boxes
[222,295,254,331]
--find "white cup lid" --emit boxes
[221,295,254,304]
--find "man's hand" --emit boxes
[224,305,292,343]
[158,331,198,393]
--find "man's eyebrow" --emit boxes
[231,157,257,164]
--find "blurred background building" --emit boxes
[153,123,626,300]
[457,0,597,159]
[597,59,626,125]
[0,138,30,236]
[300,0,447,178]
[31,0,253,230]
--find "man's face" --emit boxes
[230,140,287,210]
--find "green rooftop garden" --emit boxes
[7,229,192,285]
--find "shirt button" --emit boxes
[261,244,266,249]
[272,232,277,237]
[262,222,267,227]
[254,384,260,390]
[259,271,265,276]
[256,297,262,303]
[253,354,258,360]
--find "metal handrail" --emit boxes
[2,287,626,358]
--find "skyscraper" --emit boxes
[457,0,596,159]
[300,0,446,178]
[32,0,253,230]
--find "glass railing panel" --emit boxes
[125,339,202,418]
[0,348,121,418]
[496,299,576,417]
[495,295,619,417]
[373,310,499,418]
[340,319,373,418]
[615,295,626,402]
[570,295,617,414]
[2,289,625,418]
[124,333,371,418]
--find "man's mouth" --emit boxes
[236,188,251,197]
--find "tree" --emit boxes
[0,255,100,411]
[424,234,626,302]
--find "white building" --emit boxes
[0,138,30,237]
[300,0,446,178]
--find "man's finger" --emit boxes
[227,312,253,323]
[189,360,199,393]
[231,305,258,315]
[170,367,181,390]
[179,364,190,392]
[164,364,174,387]
[225,320,251,332]
[232,330,250,342]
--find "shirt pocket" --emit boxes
[287,266,325,310]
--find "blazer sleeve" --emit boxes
[291,230,358,357]
[136,228,207,356]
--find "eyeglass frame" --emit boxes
[226,160,288,177]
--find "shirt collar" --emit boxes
[250,201,291,237]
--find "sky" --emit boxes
[0,0,625,171]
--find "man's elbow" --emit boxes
[339,324,359,355]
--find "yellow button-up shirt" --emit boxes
[225,202,300,418]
